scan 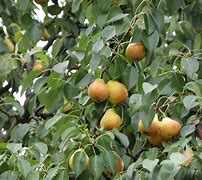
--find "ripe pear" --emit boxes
[160,117,181,140]
[148,134,163,147]
[33,63,44,72]
[4,37,15,52]
[88,79,109,102]
[183,151,194,166]
[125,42,146,61]
[100,108,122,130]
[113,151,124,173]
[69,148,89,170]
[107,80,128,105]
[34,0,49,6]
[138,114,160,136]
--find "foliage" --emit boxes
[0,0,202,179]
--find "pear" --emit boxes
[88,79,109,102]
[100,108,122,130]
[4,37,15,52]
[69,148,89,170]
[125,42,146,61]
[148,134,163,147]
[138,114,160,136]
[107,80,128,105]
[160,117,181,140]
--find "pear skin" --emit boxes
[69,148,89,170]
[125,42,146,61]
[100,108,122,130]
[138,114,160,136]
[4,37,15,52]
[88,79,109,102]
[160,117,181,140]
[107,80,128,105]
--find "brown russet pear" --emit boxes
[183,151,194,166]
[148,134,163,147]
[160,117,181,140]
[138,114,160,136]
[125,42,146,61]
[107,80,128,105]
[4,37,15,52]
[88,79,109,102]
[34,0,49,5]
[100,108,122,130]
[69,148,89,170]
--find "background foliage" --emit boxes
[0,0,202,179]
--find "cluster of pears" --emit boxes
[138,114,182,147]
[68,148,124,175]
[88,79,128,130]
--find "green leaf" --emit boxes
[169,152,188,165]
[53,61,69,74]
[7,143,22,154]
[102,26,116,42]
[72,0,82,13]
[21,70,41,93]
[17,158,31,178]
[113,129,129,148]
[142,82,158,95]
[159,163,180,179]
[45,114,63,130]
[181,124,196,137]
[107,6,128,23]
[102,150,116,174]
[11,124,30,142]
[48,5,62,15]
[89,155,104,179]
[194,33,201,49]
[17,0,29,13]
[52,38,64,57]
[73,151,88,178]
[34,142,48,157]
[181,57,199,80]
[92,39,104,53]
[183,95,198,111]
[28,24,43,44]
[26,170,39,180]
[0,171,18,180]
[44,166,59,180]
[89,54,101,71]
[142,159,159,173]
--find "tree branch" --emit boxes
[0,81,11,96]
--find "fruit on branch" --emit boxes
[34,0,49,6]
[160,117,181,140]
[63,102,72,112]
[4,37,15,52]
[107,80,128,105]
[42,29,50,41]
[183,151,194,166]
[69,148,89,170]
[100,108,122,130]
[88,79,109,102]
[33,63,44,72]
[148,134,163,147]
[125,42,146,61]
[113,151,124,173]
[138,114,160,136]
